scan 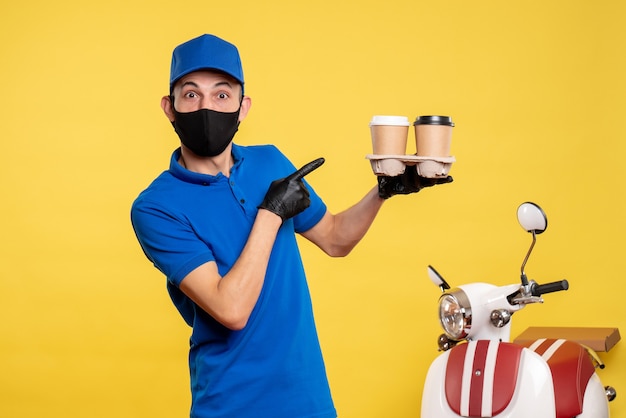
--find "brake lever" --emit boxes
[511,294,544,305]
[509,281,544,305]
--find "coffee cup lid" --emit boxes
[370,115,410,127]
[413,115,455,127]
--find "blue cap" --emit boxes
[169,34,244,93]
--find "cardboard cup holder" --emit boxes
[366,154,455,178]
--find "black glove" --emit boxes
[377,165,453,199]
[259,158,325,221]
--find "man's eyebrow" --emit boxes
[180,80,234,90]
[181,81,200,89]
[213,80,234,89]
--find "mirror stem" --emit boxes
[520,230,537,286]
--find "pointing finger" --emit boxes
[287,157,325,181]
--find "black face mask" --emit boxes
[170,98,240,157]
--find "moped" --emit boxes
[421,202,618,417]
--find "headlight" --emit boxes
[438,289,471,340]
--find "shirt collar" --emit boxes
[169,144,244,185]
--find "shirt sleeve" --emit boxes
[130,197,215,287]
[259,146,327,233]
[293,177,327,233]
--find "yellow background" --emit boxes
[1,0,625,417]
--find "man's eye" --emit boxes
[184,92,198,99]
[218,93,229,99]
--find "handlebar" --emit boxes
[531,280,569,296]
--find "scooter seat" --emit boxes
[522,338,596,418]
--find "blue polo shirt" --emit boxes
[131,144,336,418]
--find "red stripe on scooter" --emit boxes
[445,343,468,413]
[492,343,523,415]
[547,340,594,418]
[529,338,552,356]
[468,340,489,416]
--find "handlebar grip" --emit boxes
[532,280,569,296]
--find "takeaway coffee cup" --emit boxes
[413,115,454,157]
[369,115,410,156]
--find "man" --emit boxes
[131,34,452,418]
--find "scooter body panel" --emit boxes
[521,338,608,417]
[422,343,556,417]
[578,373,610,418]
